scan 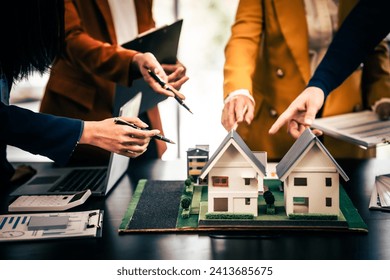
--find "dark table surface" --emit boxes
[1,158,389,260]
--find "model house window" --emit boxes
[244,178,250,185]
[325,177,332,187]
[294,177,307,186]
[293,197,309,206]
[212,176,229,187]
[326,197,332,207]
[245,198,251,205]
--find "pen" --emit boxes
[144,66,193,114]
[114,117,176,144]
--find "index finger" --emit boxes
[268,109,293,134]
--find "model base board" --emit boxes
[118,180,367,233]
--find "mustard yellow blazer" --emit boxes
[224,0,390,160]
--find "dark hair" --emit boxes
[0,0,65,83]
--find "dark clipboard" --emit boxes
[121,19,183,64]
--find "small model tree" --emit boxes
[184,176,194,194]
[180,195,192,219]
[263,190,276,214]
[181,195,192,210]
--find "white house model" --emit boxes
[276,129,349,216]
[199,130,267,216]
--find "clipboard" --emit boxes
[122,19,183,64]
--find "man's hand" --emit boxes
[221,95,254,131]
[268,87,325,138]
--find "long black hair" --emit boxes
[0,0,65,84]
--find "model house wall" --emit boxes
[200,130,267,216]
[276,129,349,216]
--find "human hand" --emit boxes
[268,87,325,139]
[221,95,254,131]
[132,52,177,98]
[162,61,189,90]
[79,117,160,158]
[374,101,390,120]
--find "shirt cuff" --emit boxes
[224,89,255,105]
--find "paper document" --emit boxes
[312,110,390,148]
[0,209,103,241]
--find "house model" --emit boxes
[186,145,209,184]
[276,128,349,216]
[199,130,267,216]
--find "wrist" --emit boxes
[79,121,94,145]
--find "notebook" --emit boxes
[10,93,144,197]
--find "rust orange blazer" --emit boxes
[40,0,166,164]
[224,0,390,160]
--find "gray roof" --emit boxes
[200,130,266,178]
[276,129,349,181]
[186,147,209,157]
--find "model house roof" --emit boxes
[199,130,266,179]
[276,128,349,181]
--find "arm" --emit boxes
[308,0,390,97]
[63,0,185,97]
[221,0,262,130]
[0,103,160,165]
[0,102,81,165]
[269,0,390,137]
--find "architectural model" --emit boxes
[199,130,266,216]
[120,129,367,233]
[276,128,349,216]
[194,128,349,220]
[186,145,209,184]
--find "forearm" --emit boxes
[0,103,82,165]
[223,0,263,98]
[63,1,138,86]
[308,0,390,97]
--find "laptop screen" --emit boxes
[105,92,142,193]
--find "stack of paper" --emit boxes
[312,110,390,148]
[369,174,390,211]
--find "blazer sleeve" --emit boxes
[308,0,390,97]
[0,102,82,166]
[223,0,263,99]
[63,0,139,86]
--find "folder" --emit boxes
[114,19,183,117]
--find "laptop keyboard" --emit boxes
[48,168,107,193]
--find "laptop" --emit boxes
[10,92,144,197]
